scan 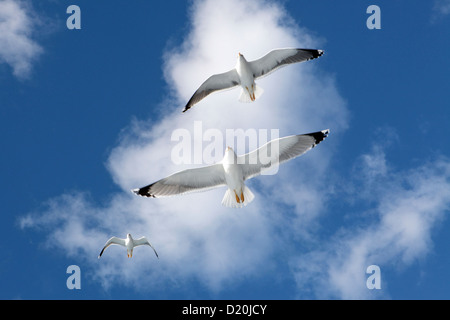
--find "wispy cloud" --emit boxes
[431,0,450,22]
[19,0,450,299]
[20,0,348,294]
[291,139,450,299]
[0,0,42,79]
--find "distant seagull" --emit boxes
[98,233,159,259]
[182,48,324,112]
[132,129,329,208]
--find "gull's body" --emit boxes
[98,233,159,259]
[235,53,259,103]
[182,48,324,112]
[222,146,247,204]
[132,129,329,208]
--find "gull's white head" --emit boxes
[237,52,246,62]
[223,146,237,164]
[225,146,234,153]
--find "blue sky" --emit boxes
[1,0,450,300]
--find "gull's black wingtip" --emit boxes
[299,48,325,61]
[131,185,155,198]
[306,129,330,146]
[182,99,194,113]
[311,49,324,58]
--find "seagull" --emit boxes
[132,129,329,208]
[98,233,159,259]
[182,48,324,112]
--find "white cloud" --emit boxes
[291,142,450,299]
[19,0,450,300]
[0,0,42,78]
[20,0,348,294]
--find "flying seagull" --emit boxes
[132,129,329,208]
[98,233,159,259]
[182,48,324,112]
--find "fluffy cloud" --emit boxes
[20,0,347,294]
[0,0,43,78]
[19,0,450,299]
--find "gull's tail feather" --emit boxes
[253,84,264,100]
[242,185,255,205]
[238,84,264,103]
[221,186,255,208]
[238,89,253,103]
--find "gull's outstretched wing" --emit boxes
[249,48,324,79]
[183,69,240,112]
[134,236,159,259]
[132,164,226,198]
[238,129,329,180]
[98,237,126,258]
